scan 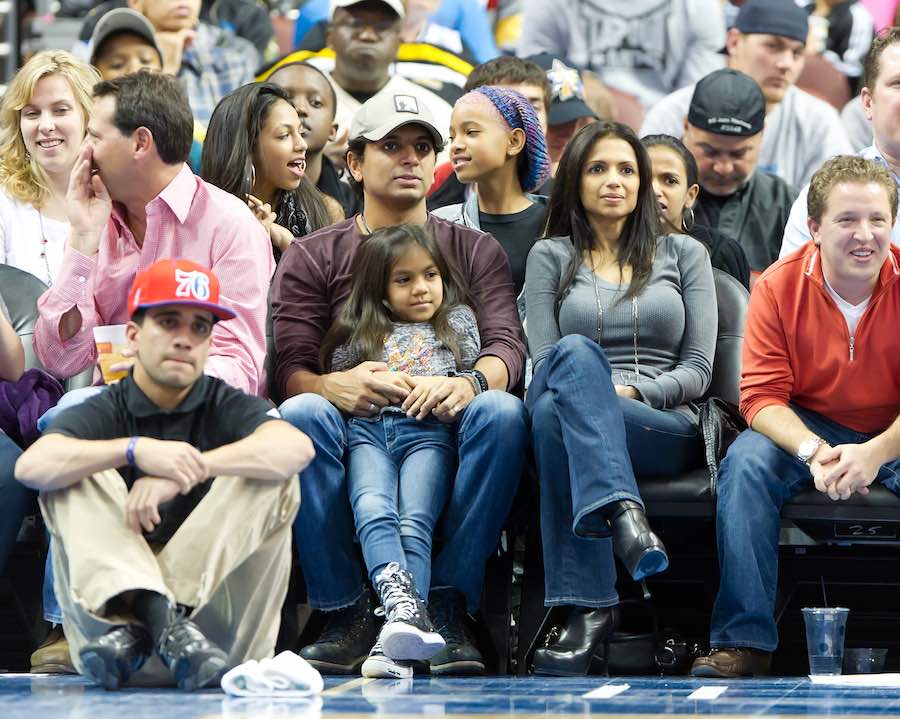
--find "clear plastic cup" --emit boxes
[808,15,830,54]
[92,324,129,384]
[844,647,888,674]
[802,607,850,676]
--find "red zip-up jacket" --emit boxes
[741,242,900,434]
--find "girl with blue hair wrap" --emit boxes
[433,85,551,297]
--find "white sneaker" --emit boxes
[361,636,413,679]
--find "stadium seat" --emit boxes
[0,264,94,390]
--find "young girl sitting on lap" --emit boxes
[320,224,482,679]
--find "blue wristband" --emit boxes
[126,436,139,467]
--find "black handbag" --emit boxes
[699,397,747,497]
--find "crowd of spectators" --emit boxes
[1,0,899,689]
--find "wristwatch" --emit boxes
[797,436,826,465]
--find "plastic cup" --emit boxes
[808,15,830,54]
[843,647,888,674]
[93,324,129,384]
[802,607,849,676]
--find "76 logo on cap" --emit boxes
[175,269,211,301]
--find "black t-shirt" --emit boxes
[428,173,555,213]
[696,187,729,230]
[46,373,276,543]
[479,202,548,297]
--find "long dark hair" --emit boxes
[641,133,699,233]
[200,82,332,232]
[320,224,469,371]
[544,121,660,312]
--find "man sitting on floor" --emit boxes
[15,259,314,691]
[692,155,900,678]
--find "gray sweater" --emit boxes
[517,0,726,109]
[524,233,716,416]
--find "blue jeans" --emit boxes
[37,386,105,623]
[710,405,900,652]
[0,430,28,576]
[527,335,702,607]
[347,414,455,600]
[279,389,527,612]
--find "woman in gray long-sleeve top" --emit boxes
[524,121,717,676]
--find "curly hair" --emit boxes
[808,154,898,224]
[0,50,99,207]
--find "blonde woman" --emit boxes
[0,51,99,285]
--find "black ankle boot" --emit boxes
[607,500,668,581]
[532,606,619,676]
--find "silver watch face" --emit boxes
[798,438,820,462]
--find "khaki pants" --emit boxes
[40,470,299,685]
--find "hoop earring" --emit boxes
[682,206,695,232]
[250,163,256,188]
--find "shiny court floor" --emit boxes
[6,675,900,718]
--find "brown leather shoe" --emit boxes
[30,626,77,674]
[691,647,772,678]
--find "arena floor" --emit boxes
[5,674,900,718]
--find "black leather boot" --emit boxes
[531,606,619,676]
[607,500,668,581]
[299,591,379,674]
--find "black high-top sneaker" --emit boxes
[428,588,484,675]
[374,563,445,661]
[299,590,379,674]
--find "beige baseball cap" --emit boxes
[350,88,445,149]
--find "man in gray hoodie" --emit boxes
[517,0,726,110]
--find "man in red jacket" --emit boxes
[692,154,900,678]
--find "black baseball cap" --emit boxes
[688,69,766,137]
[527,53,597,127]
[733,0,809,44]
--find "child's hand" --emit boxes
[403,375,475,421]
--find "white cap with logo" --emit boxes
[350,89,445,149]
[330,0,406,19]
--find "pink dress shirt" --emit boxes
[35,164,274,395]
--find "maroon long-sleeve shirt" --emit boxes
[271,215,526,399]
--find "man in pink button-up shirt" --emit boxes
[35,71,273,396]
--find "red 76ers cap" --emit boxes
[127,259,237,322]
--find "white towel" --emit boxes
[221,651,324,698]
[221,696,323,718]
